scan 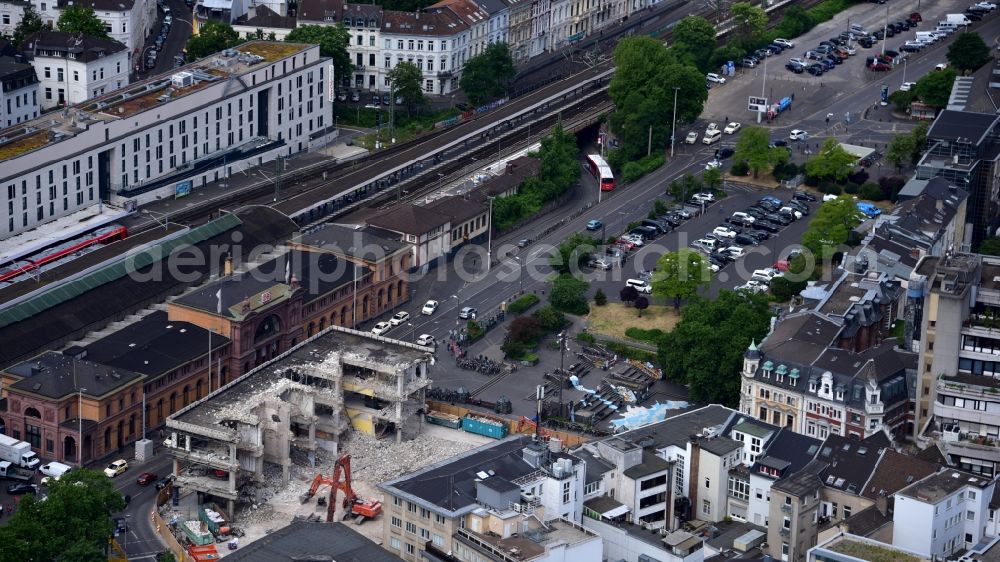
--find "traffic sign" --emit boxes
[748,96,768,112]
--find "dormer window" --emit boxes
[776,364,787,384]
[835,388,844,401]
[762,361,774,378]
[809,379,817,392]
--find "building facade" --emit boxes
[0,58,40,127]
[892,469,995,558]
[56,0,153,55]
[0,41,327,240]
[21,31,129,110]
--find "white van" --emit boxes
[946,13,972,25]
[915,31,937,43]
[625,279,652,294]
[40,461,73,479]
[703,130,722,145]
[693,238,719,251]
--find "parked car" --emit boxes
[416,334,436,346]
[371,321,392,336]
[712,226,738,239]
[723,122,741,134]
[6,482,38,495]
[766,213,792,226]
[793,191,817,202]
[900,81,916,91]
[350,91,360,102]
[684,131,699,144]
[774,38,794,48]
[748,229,771,241]
[155,475,175,490]
[870,62,892,71]
[389,311,410,326]
[625,279,652,294]
[735,233,760,246]
[706,73,726,84]
[421,300,439,315]
[786,61,805,73]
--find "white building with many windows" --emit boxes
[0,58,40,127]
[297,0,384,92]
[0,1,27,38]
[56,0,155,55]
[379,9,468,95]
[21,31,128,110]
[0,41,328,239]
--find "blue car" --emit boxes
[586,219,603,231]
[857,202,881,217]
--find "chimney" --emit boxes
[290,274,299,290]
[687,437,701,520]
[224,253,233,276]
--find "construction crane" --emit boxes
[302,454,383,524]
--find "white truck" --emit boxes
[0,434,40,469]
[0,460,36,481]
[945,13,972,25]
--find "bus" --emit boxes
[0,224,127,284]
[585,154,615,192]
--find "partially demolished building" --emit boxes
[165,324,433,516]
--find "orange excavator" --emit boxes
[301,454,383,524]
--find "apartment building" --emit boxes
[0,351,144,464]
[0,1,26,38]
[380,10,469,95]
[893,469,995,558]
[743,429,821,527]
[0,42,327,240]
[529,0,550,58]
[55,0,155,54]
[913,253,1000,477]
[506,0,532,62]
[740,270,914,440]
[808,533,931,562]
[430,0,488,60]
[21,31,128,110]
[915,110,1000,247]
[769,460,823,562]
[478,0,509,46]
[379,436,597,562]
[0,56,40,127]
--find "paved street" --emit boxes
[132,0,193,81]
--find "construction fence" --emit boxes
[154,486,192,562]
[427,401,590,448]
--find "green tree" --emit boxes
[804,138,856,182]
[703,166,723,192]
[387,61,426,113]
[550,274,590,315]
[0,468,125,562]
[186,21,240,60]
[801,195,864,258]
[493,125,579,231]
[12,5,44,48]
[157,552,178,562]
[672,16,717,73]
[651,248,711,309]
[729,2,767,50]
[911,121,929,161]
[57,5,108,38]
[946,32,993,73]
[886,133,916,172]
[634,296,649,317]
[779,5,813,37]
[609,37,708,162]
[594,288,608,306]
[550,233,596,276]
[980,238,1000,256]
[657,290,772,405]
[733,125,785,178]
[459,42,516,105]
[769,276,807,302]
[914,68,957,108]
[286,25,351,84]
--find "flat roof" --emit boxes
[221,520,404,562]
[816,534,928,562]
[0,41,313,162]
[171,324,432,431]
[896,469,993,503]
[6,350,144,400]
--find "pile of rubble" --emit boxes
[342,431,486,485]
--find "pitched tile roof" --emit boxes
[6,350,143,400]
[816,433,886,495]
[367,203,450,235]
[862,449,940,500]
[429,0,488,26]
[22,32,127,64]
[380,9,469,36]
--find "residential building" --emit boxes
[380,9,468,95]
[0,56,40,127]
[195,0,252,24]
[55,0,154,55]
[808,532,931,562]
[740,270,914,440]
[232,5,297,40]
[768,460,824,562]
[21,31,128,110]
[547,0,570,50]
[582,517,704,562]
[506,0,533,62]
[0,41,327,240]
[167,324,434,517]
[478,0,509,47]
[529,0,550,58]
[0,350,144,464]
[0,1,27,38]
[813,433,887,528]
[915,110,1000,247]
[77,310,232,432]
[744,428,822,527]
[221,521,406,562]
[378,436,598,562]
[892,469,995,558]
[913,253,1000,477]
[430,0,488,61]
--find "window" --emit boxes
[562,481,570,503]
[389,537,401,550]
[970,491,977,500]
[967,510,975,521]
[393,497,402,506]
[391,516,401,528]
[405,522,416,534]
[705,477,710,489]
[843,505,852,519]
[432,533,444,546]
[728,476,750,501]
[405,544,415,555]
[783,516,791,529]
[702,499,711,515]
[419,527,430,539]
[435,514,445,524]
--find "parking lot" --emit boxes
[695,0,985,131]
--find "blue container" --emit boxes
[461,416,509,439]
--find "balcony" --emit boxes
[864,400,884,415]
[780,527,791,538]
[781,503,792,514]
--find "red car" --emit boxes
[136,472,157,486]
[909,11,922,22]
[870,62,891,71]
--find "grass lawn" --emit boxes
[586,303,680,341]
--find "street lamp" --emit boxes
[486,196,495,273]
[407,322,416,342]
[141,208,170,230]
[514,256,524,295]
[670,86,679,157]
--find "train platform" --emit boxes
[0,205,130,265]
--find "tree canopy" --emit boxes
[947,32,993,73]
[186,21,241,60]
[0,468,125,562]
[493,125,579,231]
[672,16,717,73]
[459,42,516,105]
[387,61,426,113]
[286,25,351,83]
[729,2,767,50]
[549,274,590,315]
[886,133,916,172]
[804,138,856,182]
[13,5,45,48]
[733,125,786,178]
[657,290,772,405]
[801,195,864,258]
[550,233,596,276]
[608,37,708,162]
[651,248,711,309]
[57,5,108,38]
[979,238,1000,257]
[914,68,957,108]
